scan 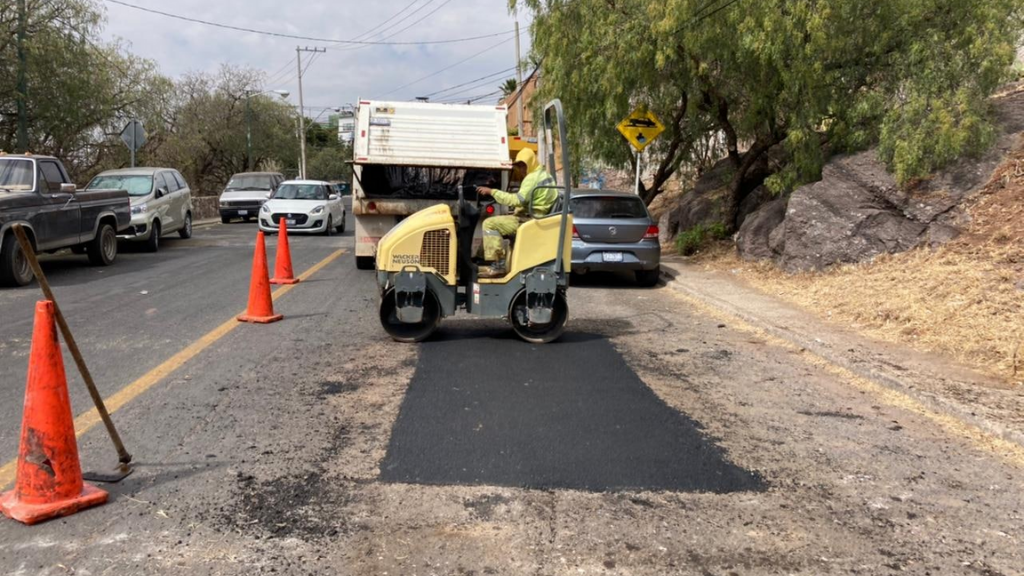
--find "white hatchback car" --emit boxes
[259,180,346,235]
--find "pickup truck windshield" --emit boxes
[274,184,326,200]
[226,175,272,191]
[0,159,34,192]
[87,175,153,197]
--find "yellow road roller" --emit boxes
[374,100,573,343]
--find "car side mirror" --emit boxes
[265,192,272,199]
[329,194,339,200]
[156,187,167,198]
[60,183,76,194]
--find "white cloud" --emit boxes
[99,0,533,109]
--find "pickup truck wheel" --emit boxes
[145,221,160,253]
[87,223,118,266]
[0,235,34,287]
[221,216,231,224]
[179,212,193,239]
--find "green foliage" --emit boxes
[513,0,1024,198]
[500,78,519,97]
[0,2,309,191]
[306,145,352,182]
[0,0,170,179]
[675,222,728,255]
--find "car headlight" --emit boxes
[311,205,325,215]
[261,204,270,213]
[131,203,147,215]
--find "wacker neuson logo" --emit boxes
[391,254,420,265]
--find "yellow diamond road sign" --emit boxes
[617,107,665,152]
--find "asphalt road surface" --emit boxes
[0,215,1022,575]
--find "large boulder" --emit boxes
[660,150,776,242]
[736,191,789,261]
[777,152,939,271]
[747,86,1024,271]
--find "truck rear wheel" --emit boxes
[0,234,34,287]
[379,288,441,343]
[87,223,118,266]
[356,256,375,270]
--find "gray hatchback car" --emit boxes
[570,191,661,286]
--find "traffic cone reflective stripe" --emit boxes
[237,230,283,324]
[0,301,108,525]
[270,219,299,285]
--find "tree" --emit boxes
[147,66,299,194]
[306,145,352,182]
[500,78,518,97]
[513,0,1024,229]
[0,0,170,181]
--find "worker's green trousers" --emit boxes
[482,215,521,261]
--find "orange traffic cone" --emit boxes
[0,301,108,525]
[270,219,300,285]
[237,230,283,324]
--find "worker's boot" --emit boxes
[478,248,507,279]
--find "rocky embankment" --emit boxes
[659,87,1024,271]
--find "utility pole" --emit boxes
[16,0,29,152]
[245,97,253,171]
[514,19,525,137]
[296,46,326,179]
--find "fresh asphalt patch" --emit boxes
[380,329,763,493]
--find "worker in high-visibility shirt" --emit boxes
[475,148,557,278]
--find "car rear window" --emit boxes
[570,196,648,219]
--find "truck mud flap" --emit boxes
[524,268,557,324]
[394,268,428,324]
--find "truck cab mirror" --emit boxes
[60,183,76,194]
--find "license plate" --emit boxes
[238,210,248,216]
[286,219,297,226]
[603,252,624,263]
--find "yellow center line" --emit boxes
[665,288,1024,469]
[0,248,347,488]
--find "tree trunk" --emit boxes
[723,134,783,232]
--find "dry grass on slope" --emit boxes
[703,141,1024,383]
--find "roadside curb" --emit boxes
[658,261,1024,453]
[193,218,221,230]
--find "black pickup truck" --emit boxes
[0,154,131,287]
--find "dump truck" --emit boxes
[351,100,515,270]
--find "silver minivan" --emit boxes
[86,168,194,252]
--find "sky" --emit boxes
[98,0,532,114]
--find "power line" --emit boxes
[337,0,451,52]
[438,89,504,104]
[102,0,515,46]
[368,0,437,40]
[673,0,743,33]
[421,66,517,99]
[369,0,451,43]
[264,58,296,86]
[429,72,517,101]
[346,0,423,43]
[377,34,519,98]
